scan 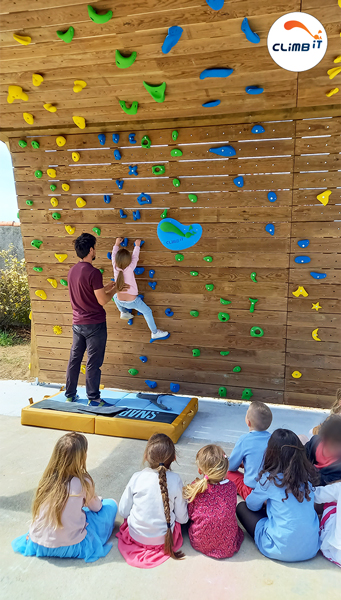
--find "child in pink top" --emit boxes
[183,444,244,559]
[12,432,117,563]
[112,237,168,340]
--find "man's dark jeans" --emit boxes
[65,322,107,401]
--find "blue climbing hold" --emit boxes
[157,218,202,251]
[114,149,121,160]
[205,0,224,10]
[209,145,236,157]
[241,17,260,44]
[112,134,120,143]
[298,239,310,248]
[200,68,233,80]
[170,383,180,393]
[252,124,265,134]
[133,210,140,221]
[129,133,136,144]
[135,241,145,247]
[103,195,111,204]
[161,26,183,54]
[139,356,148,363]
[246,86,263,95]
[145,380,157,389]
[149,270,155,278]
[107,251,112,260]
[202,100,221,107]
[310,272,327,279]
[265,224,275,236]
[129,165,138,176]
[150,333,170,343]
[127,318,134,325]
[138,293,144,300]
[165,308,174,317]
[98,133,106,145]
[134,267,145,275]
[267,192,277,202]
[148,281,157,290]
[119,209,127,219]
[115,179,124,190]
[137,193,152,205]
[120,238,128,247]
[233,176,244,188]
[295,256,311,264]
[137,312,143,316]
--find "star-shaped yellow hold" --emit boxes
[53,325,62,335]
[292,286,308,297]
[312,302,322,311]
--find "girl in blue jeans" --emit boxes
[112,238,169,340]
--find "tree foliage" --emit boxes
[0,244,30,328]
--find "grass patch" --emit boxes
[0,327,30,347]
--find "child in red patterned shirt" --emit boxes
[183,445,244,559]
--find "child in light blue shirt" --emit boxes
[227,401,272,499]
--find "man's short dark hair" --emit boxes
[74,233,96,259]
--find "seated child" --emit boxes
[314,481,341,568]
[12,432,117,563]
[227,401,273,499]
[236,429,320,562]
[311,388,341,436]
[183,444,244,559]
[117,433,188,568]
[112,237,168,340]
[305,414,341,485]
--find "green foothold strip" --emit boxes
[188,194,197,203]
[18,140,27,148]
[190,271,198,276]
[233,366,241,373]
[206,284,214,291]
[170,148,183,157]
[220,351,230,356]
[26,200,33,206]
[56,26,75,43]
[152,165,165,175]
[34,170,43,178]
[52,212,61,220]
[242,388,253,400]
[128,368,139,376]
[92,227,101,236]
[161,209,167,219]
[192,349,201,357]
[143,81,166,103]
[88,5,113,24]
[99,268,104,274]
[119,100,138,115]
[220,298,231,305]
[219,387,227,398]
[31,239,43,249]
[60,279,68,286]
[141,135,151,149]
[173,178,180,187]
[31,140,40,149]
[250,271,258,283]
[175,253,184,262]
[203,256,213,262]
[218,312,230,322]
[33,266,43,272]
[115,49,137,69]
[190,310,199,317]
[172,130,178,141]
[250,326,264,338]
[50,184,57,191]
[249,298,259,313]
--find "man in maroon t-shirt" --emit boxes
[65,233,119,405]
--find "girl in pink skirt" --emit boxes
[183,444,244,559]
[116,433,188,568]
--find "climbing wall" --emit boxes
[9,116,340,409]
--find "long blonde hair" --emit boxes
[143,433,184,560]
[115,248,131,291]
[183,445,229,503]
[32,432,95,529]
[312,388,341,435]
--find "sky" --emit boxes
[0,141,18,222]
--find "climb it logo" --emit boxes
[267,13,327,72]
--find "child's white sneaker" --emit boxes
[120,312,133,320]
[151,329,169,340]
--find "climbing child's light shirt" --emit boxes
[112,245,140,298]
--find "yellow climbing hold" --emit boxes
[35,290,47,300]
[334,56,341,64]
[292,371,302,379]
[76,197,86,208]
[47,168,56,178]
[23,112,34,124]
[73,80,87,93]
[62,183,70,191]
[73,116,86,129]
[55,253,68,263]
[99,384,104,390]
[29,311,32,320]
[13,33,31,45]
[50,198,59,207]
[312,328,321,342]
[326,88,339,97]
[312,302,322,311]
[65,225,75,235]
[56,136,66,147]
[28,363,31,370]
[327,67,341,80]
[72,152,80,162]
[316,189,331,206]
[47,278,58,288]
[292,286,308,297]
[80,365,86,374]
[32,74,44,87]
[7,85,28,103]
[53,325,63,335]
[44,103,57,113]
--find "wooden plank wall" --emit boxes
[10,116,340,408]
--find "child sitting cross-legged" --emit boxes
[227,401,273,499]
[183,444,244,559]
[305,414,341,486]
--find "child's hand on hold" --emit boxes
[115,237,124,246]
[135,239,142,247]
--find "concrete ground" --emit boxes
[0,381,339,600]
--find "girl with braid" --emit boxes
[117,433,188,568]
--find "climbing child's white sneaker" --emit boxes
[151,329,169,340]
[120,312,132,320]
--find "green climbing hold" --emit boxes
[172,130,178,141]
[220,298,231,305]
[88,5,113,24]
[17,212,20,219]
[33,266,43,272]
[190,271,198,276]
[203,256,212,262]
[119,100,138,115]
[92,227,101,236]
[128,368,139,376]
[18,140,27,148]
[206,284,214,291]
[31,140,40,149]
[249,298,258,313]
[52,212,61,220]
[250,272,258,283]
[34,170,43,178]
[160,222,191,238]
[60,279,68,286]
[218,312,230,322]
[192,349,201,357]
[152,165,165,175]
[190,310,199,317]
[233,366,241,373]
[175,253,184,262]
[50,184,57,191]
[250,326,264,338]
[161,209,167,219]
[26,200,33,206]
[170,148,183,157]
[143,81,166,103]
[219,387,227,398]
[115,49,137,69]
[99,268,104,274]
[188,194,197,203]
[141,135,151,149]
[173,178,180,187]
[56,26,74,44]
[242,388,253,400]
[31,239,42,249]
[220,351,230,356]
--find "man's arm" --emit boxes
[94,281,115,306]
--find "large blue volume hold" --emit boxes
[241,17,260,44]
[252,124,265,134]
[298,239,310,248]
[202,99,221,107]
[310,272,327,279]
[200,68,233,80]
[205,0,224,9]
[233,176,244,188]
[98,133,106,145]
[209,145,236,157]
[137,193,152,205]
[161,26,183,54]
[295,256,311,264]
[246,86,264,95]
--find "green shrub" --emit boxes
[0,244,31,328]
